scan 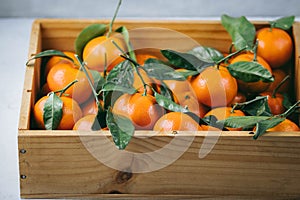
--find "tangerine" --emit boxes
[83,34,127,72]
[256,27,293,68]
[33,96,82,130]
[153,112,202,131]
[112,93,165,130]
[47,62,93,104]
[191,66,238,108]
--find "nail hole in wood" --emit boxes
[20,149,27,154]
[109,190,122,194]
[20,175,27,179]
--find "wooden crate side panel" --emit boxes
[19,131,300,198]
[39,19,233,53]
[293,22,300,101]
[19,20,42,130]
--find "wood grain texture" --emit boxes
[19,130,300,198]
[18,19,300,199]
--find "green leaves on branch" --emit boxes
[227,61,274,83]
[154,92,189,113]
[43,92,63,130]
[188,46,224,63]
[219,115,285,139]
[26,50,74,66]
[115,26,136,61]
[143,58,191,81]
[161,49,213,72]
[74,23,107,58]
[269,16,295,30]
[221,14,256,51]
[106,108,134,150]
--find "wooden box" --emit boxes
[18,19,300,199]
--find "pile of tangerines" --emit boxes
[28,13,299,149]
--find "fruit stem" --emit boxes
[216,46,247,66]
[75,55,99,105]
[103,52,108,78]
[107,0,122,38]
[278,100,300,118]
[272,75,290,98]
[53,79,78,97]
[252,39,259,62]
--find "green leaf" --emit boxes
[106,108,134,150]
[227,61,274,83]
[115,26,136,61]
[92,102,107,130]
[74,23,107,58]
[102,82,136,94]
[234,96,272,116]
[161,49,213,72]
[221,14,256,50]
[143,58,186,81]
[158,81,175,101]
[43,92,63,130]
[253,117,285,139]
[188,46,224,63]
[270,16,295,30]
[219,116,269,129]
[154,92,189,113]
[89,70,105,92]
[106,60,134,88]
[26,50,74,66]
[282,93,293,109]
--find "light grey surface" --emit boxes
[0,18,34,200]
[1,0,300,19]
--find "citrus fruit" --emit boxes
[204,107,245,131]
[80,96,99,116]
[136,53,158,66]
[191,66,238,108]
[112,93,165,130]
[73,114,98,131]
[47,62,94,104]
[82,34,127,72]
[45,51,80,77]
[230,91,247,106]
[256,27,293,68]
[230,53,272,94]
[266,69,290,93]
[266,119,299,132]
[33,96,82,130]
[153,112,202,131]
[260,91,286,115]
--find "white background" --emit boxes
[0,0,300,199]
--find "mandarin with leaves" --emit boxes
[33,96,82,130]
[230,53,273,94]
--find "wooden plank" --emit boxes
[18,20,41,130]
[293,22,300,101]
[19,130,300,198]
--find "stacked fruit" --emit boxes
[27,13,299,149]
